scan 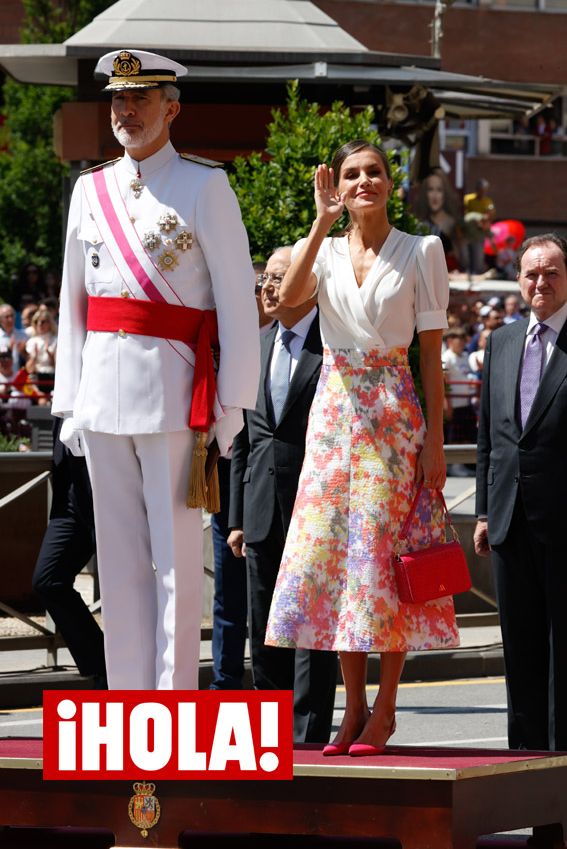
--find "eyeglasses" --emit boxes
[256,273,285,288]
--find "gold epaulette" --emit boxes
[80,157,122,175]
[180,153,224,169]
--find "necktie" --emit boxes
[270,329,296,423]
[519,322,547,428]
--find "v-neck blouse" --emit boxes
[292,229,448,350]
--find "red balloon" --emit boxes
[485,220,526,256]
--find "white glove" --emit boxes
[213,407,243,458]
[59,416,85,458]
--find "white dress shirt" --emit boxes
[268,307,318,391]
[525,300,567,367]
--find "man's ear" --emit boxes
[166,100,181,126]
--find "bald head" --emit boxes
[261,246,316,328]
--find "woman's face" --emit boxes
[425,174,444,213]
[35,317,52,336]
[337,149,392,214]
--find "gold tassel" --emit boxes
[187,431,221,513]
[187,431,208,509]
[205,463,221,514]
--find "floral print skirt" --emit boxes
[265,345,460,653]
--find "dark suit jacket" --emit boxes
[229,312,322,543]
[476,316,567,545]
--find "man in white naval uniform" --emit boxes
[52,49,260,690]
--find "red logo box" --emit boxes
[43,690,293,780]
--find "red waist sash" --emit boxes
[86,296,219,432]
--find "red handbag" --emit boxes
[393,483,472,604]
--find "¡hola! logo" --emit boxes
[42,690,293,780]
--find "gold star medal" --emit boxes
[175,231,193,251]
[158,212,179,233]
[157,250,179,272]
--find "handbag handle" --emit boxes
[398,482,460,544]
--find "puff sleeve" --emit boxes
[414,235,449,333]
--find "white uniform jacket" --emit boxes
[52,141,260,434]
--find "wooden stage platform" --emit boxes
[0,739,566,849]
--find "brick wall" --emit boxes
[0,0,24,43]
[315,0,567,85]
[466,156,567,224]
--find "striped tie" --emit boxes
[519,322,547,428]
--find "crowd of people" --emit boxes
[441,293,527,456]
[0,298,59,421]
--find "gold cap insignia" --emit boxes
[113,51,142,78]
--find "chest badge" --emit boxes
[91,253,100,268]
[158,212,179,233]
[157,249,179,272]
[129,178,144,199]
[175,230,193,251]
[142,231,161,252]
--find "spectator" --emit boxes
[442,327,478,475]
[463,179,495,275]
[535,114,552,156]
[503,294,523,324]
[0,304,27,368]
[468,328,491,379]
[21,303,39,338]
[15,263,45,310]
[0,347,15,400]
[25,309,57,395]
[496,237,518,280]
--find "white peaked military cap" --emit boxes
[95,49,188,91]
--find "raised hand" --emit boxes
[314,164,346,224]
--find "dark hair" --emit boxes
[516,233,567,274]
[330,140,391,186]
[413,169,460,222]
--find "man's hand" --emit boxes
[473,519,490,557]
[227,529,246,558]
[59,416,85,458]
[214,407,244,458]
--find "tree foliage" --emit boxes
[0,0,112,301]
[228,80,419,262]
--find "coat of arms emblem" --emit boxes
[128,781,161,838]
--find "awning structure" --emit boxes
[0,0,562,124]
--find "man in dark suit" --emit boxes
[228,246,337,744]
[32,417,106,686]
[475,234,567,770]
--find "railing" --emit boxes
[0,443,490,669]
[490,131,567,158]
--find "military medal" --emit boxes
[128,781,160,838]
[130,178,144,199]
[175,230,193,251]
[157,249,179,271]
[158,212,179,233]
[142,230,161,251]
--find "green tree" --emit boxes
[0,0,113,302]
[228,80,418,262]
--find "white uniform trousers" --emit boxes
[83,429,203,690]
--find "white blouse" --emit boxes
[293,229,448,350]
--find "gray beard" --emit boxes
[111,119,164,151]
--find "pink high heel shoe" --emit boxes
[348,717,396,757]
[322,741,351,757]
